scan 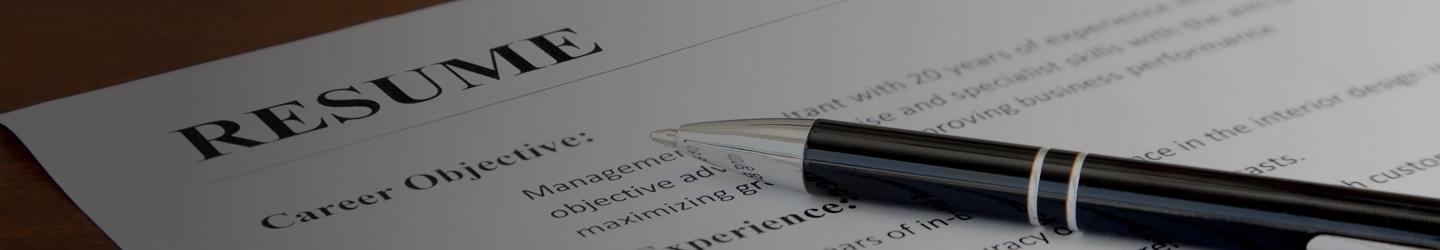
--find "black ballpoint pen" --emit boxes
[649,118,1440,249]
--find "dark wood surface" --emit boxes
[0,1,445,248]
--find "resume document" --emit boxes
[3,0,1439,249]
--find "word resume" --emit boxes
[3,0,1439,249]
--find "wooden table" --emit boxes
[0,1,445,248]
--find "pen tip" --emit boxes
[650,128,678,148]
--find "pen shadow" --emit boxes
[802,168,1311,249]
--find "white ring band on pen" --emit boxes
[1026,147,1049,226]
[1065,152,1089,231]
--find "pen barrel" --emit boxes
[800,119,1440,249]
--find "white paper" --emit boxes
[4,0,1439,249]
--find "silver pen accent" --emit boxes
[653,118,812,191]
